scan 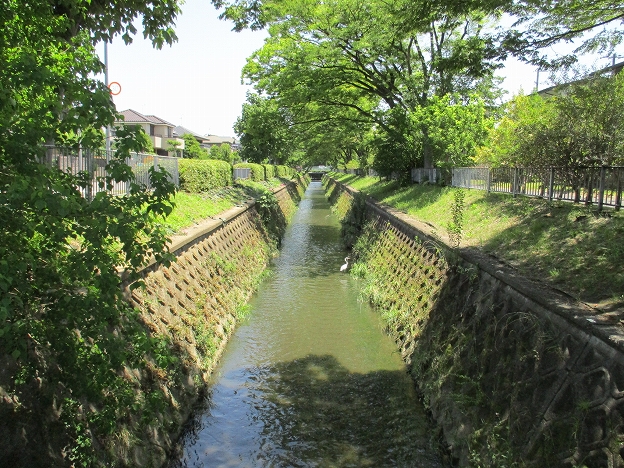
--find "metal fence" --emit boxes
[451,166,624,210]
[411,167,438,184]
[44,146,179,200]
[233,167,251,180]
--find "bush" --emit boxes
[234,162,265,181]
[179,159,232,192]
[275,165,291,178]
[262,164,275,180]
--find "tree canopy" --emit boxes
[216,0,622,174]
[231,0,501,175]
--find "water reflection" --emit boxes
[169,182,444,467]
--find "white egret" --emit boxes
[340,256,350,272]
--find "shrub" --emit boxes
[234,163,265,181]
[179,159,232,192]
[275,165,291,178]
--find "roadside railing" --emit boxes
[44,146,179,200]
[451,166,623,211]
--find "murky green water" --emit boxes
[170,182,443,467]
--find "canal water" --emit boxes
[170,182,444,467]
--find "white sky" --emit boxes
[99,1,267,137]
[98,0,619,137]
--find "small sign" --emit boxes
[108,81,121,95]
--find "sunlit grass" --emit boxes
[164,178,292,235]
[330,172,624,306]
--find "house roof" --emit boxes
[174,125,209,142]
[205,135,237,145]
[117,109,175,127]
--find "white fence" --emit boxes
[44,146,179,200]
[451,166,624,210]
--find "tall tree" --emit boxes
[498,0,624,69]
[238,0,501,172]
[234,93,294,164]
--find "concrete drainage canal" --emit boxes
[167,181,445,467]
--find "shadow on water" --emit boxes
[170,355,443,468]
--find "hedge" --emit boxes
[178,159,232,192]
[262,164,275,180]
[234,163,265,181]
[275,165,291,178]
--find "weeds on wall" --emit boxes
[447,188,465,247]
[339,193,368,249]
[256,191,288,247]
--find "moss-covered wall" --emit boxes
[326,177,624,467]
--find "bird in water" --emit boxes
[340,256,350,272]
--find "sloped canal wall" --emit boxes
[325,177,624,467]
[118,178,307,467]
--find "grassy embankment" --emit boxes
[164,178,285,234]
[331,172,624,310]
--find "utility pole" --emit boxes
[535,68,540,92]
[104,42,111,160]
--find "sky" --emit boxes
[99,0,620,138]
[99,1,267,137]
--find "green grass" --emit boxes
[331,173,624,308]
[165,179,287,234]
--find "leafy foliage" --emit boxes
[182,133,208,159]
[0,0,183,463]
[209,142,238,164]
[234,93,293,164]
[227,0,501,175]
[478,74,624,167]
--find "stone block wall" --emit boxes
[326,178,624,467]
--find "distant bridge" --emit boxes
[308,172,325,181]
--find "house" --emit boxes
[173,125,211,149]
[203,135,240,152]
[115,109,185,156]
[537,60,624,98]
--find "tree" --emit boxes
[209,143,236,164]
[478,73,624,167]
[237,0,501,173]
[234,93,293,164]
[167,138,182,157]
[0,0,182,462]
[498,0,624,69]
[182,133,208,158]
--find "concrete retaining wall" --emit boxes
[326,177,624,467]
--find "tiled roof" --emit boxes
[205,135,237,144]
[117,109,174,127]
[145,114,175,127]
[174,125,207,141]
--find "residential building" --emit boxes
[115,109,185,156]
[203,135,240,152]
[174,125,211,149]
[537,60,624,98]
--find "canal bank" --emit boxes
[326,176,624,467]
[168,181,444,467]
[115,177,308,467]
